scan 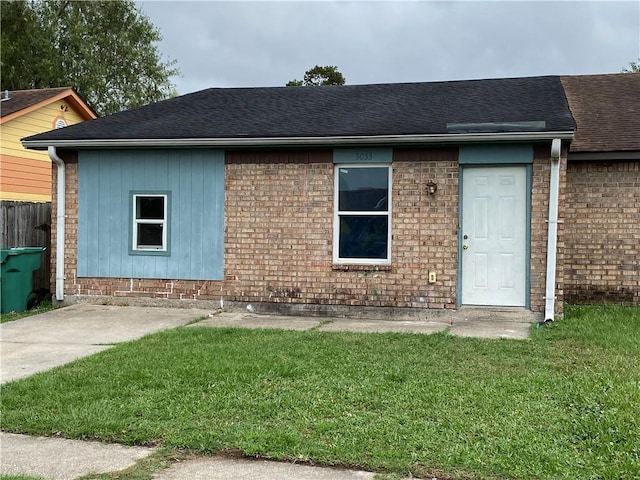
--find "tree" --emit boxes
[1,0,179,115]
[622,59,639,73]
[286,65,345,86]
[0,1,58,89]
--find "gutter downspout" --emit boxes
[48,146,65,301]
[545,139,562,321]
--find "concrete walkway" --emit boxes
[0,431,375,480]
[1,304,212,383]
[199,308,535,339]
[0,432,156,480]
[1,303,536,480]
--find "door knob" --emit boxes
[463,244,469,250]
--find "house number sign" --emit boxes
[333,148,393,164]
[354,152,374,161]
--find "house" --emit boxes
[1,88,96,293]
[560,74,639,305]
[1,87,96,202]
[21,74,639,319]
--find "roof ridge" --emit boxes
[193,74,566,93]
[5,86,73,94]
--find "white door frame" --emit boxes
[457,164,532,308]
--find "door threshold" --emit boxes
[458,306,540,323]
[460,305,529,311]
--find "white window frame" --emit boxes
[131,193,168,253]
[333,164,392,265]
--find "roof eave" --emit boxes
[22,131,575,150]
[1,88,97,125]
[568,150,640,161]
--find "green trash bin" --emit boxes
[0,247,47,314]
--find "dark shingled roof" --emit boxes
[1,87,72,118]
[561,74,640,153]
[23,76,574,145]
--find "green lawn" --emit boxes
[1,305,638,479]
[0,476,45,480]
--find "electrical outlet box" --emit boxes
[428,271,437,283]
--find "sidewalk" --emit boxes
[0,432,155,480]
[1,304,536,479]
[0,431,376,479]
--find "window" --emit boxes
[131,192,170,255]
[334,165,391,264]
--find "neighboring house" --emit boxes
[560,74,639,305]
[21,74,639,319]
[1,87,96,202]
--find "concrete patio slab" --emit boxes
[192,310,533,339]
[450,319,532,339]
[193,313,323,331]
[0,432,155,480]
[318,318,450,334]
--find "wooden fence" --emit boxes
[0,201,52,293]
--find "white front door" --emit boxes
[460,166,527,306]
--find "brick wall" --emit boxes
[530,145,567,315]
[564,160,639,305]
[52,146,568,314]
[50,152,78,297]
[218,148,460,309]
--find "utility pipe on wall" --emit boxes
[48,146,65,301]
[545,139,562,321]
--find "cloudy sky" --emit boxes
[137,0,640,95]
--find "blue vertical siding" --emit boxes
[78,149,225,280]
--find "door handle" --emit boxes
[463,244,469,250]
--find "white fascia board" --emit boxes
[22,131,575,150]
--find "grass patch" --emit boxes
[0,476,45,480]
[0,301,56,324]
[74,448,189,480]
[1,306,638,479]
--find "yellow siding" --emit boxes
[1,99,86,161]
[1,125,51,163]
[0,191,51,202]
[0,99,88,201]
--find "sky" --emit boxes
[137,0,640,95]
